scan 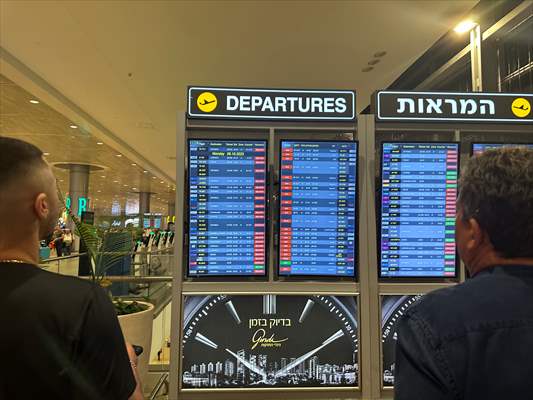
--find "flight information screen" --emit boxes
[279,140,357,277]
[380,142,459,278]
[472,143,533,156]
[188,139,267,276]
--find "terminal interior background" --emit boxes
[1,1,532,399]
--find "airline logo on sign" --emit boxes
[187,86,355,121]
[376,91,533,123]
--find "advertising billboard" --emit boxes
[381,294,423,387]
[182,294,359,389]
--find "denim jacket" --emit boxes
[394,265,533,400]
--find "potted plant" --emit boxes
[60,192,155,384]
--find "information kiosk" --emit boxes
[169,88,532,400]
[170,86,366,400]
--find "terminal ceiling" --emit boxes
[0,0,477,183]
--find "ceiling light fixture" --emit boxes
[143,170,148,173]
[116,154,122,157]
[131,163,136,166]
[29,99,40,104]
[101,175,106,178]
[160,181,164,184]
[454,19,477,34]
[69,124,78,129]
[96,142,103,145]
[43,152,50,156]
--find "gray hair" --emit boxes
[458,147,533,258]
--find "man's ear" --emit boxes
[34,192,49,221]
[467,217,484,252]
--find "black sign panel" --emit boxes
[187,86,355,121]
[376,91,533,123]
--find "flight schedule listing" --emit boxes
[380,142,458,278]
[279,141,357,277]
[188,140,267,276]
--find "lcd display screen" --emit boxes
[279,140,357,277]
[379,142,459,278]
[471,142,533,156]
[188,139,267,276]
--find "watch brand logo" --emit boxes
[511,98,531,118]
[251,329,289,350]
[197,92,218,112]
[376,91,533,123]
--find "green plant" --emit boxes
[58,189,146,316]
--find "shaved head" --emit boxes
[0,137,61,251]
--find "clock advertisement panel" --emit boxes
[381,294,423,387]
[182,294,359,389]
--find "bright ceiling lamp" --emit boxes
[454,20,477,34]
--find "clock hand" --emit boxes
[225,348,267,380]
[273,329,344,378]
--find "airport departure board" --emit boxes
[472,143,533,156]
[188,140,267,276]
[379,142,459,278]
[279,140,357,277]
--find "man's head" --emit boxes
[0,137,61,244]
[457,148,533,274]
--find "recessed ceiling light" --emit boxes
[69,124,78,129]
[101,175,106,178]
[132,187,138,190]
[29,99,40,104]
[123,184,128,187]
[143,170,148,173]
[116,154,122,157]
[43,152,50,156]
[114,180,119,183]
[160,181,164,184]
[131,163,136,166]
[96,142,103,145]
[97,190,101,193]
[152,176,157,179]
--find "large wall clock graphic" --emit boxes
[181,294,359,388]
[381,294,423,387]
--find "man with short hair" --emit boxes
[0,137,143,399]
[394,148,533,399]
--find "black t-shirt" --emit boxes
[0,263,136,399]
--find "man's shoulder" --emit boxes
[14,265,102,305]
[405,267,533,341]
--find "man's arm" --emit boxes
[394,312,455,400]
[73,285,141,400]
[126,343,144,400]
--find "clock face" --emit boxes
[182,294,358,388]
[381,295,423,387]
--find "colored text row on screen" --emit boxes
[188,140,267,276]
[279,141,357,277]
[472,143,533,156]
[380,142,458,278]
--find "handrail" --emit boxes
[41,252,87,263]
[149,372,169,400]
[40,248,173,263]
[79,275,173,283]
